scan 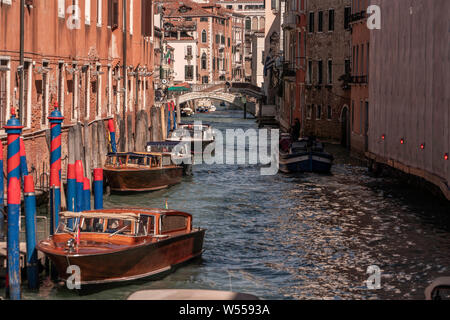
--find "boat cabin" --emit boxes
[54,209,193,244]
[105,152,176,169]
[170,123,214,141]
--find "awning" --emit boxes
[168,83,191,92]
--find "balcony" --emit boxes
[349,75,368,84]
[282,62,297,78]
[282,11,299,30]
[351,11,367,23]
[185,54,193,61]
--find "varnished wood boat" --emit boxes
[36,208,206,285]
[104,152,183,192]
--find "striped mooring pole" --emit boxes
[4,108,24,300]
[0,141,4,241]
[83,177,91,211]
[75,160,84,212]
[108,119,117,153]
[19,137,28,180]
[48,102,64,234]
[24,175,39,289]
[93,168,103,210]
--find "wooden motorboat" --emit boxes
[36,208,206,285]
[167,123,215,154]
[104,152,183,192]
[279,136,334,173]
[146,141,193,176]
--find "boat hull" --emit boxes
[40,229,205,285]
[104,166,183,192]
[279,152,333,173]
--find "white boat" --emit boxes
[167,123,215,154]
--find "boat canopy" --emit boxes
[59,211,139,221]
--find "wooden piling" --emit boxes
[97,120,108,167]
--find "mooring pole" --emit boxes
[75,160,84,212]
[48,103,64,234]
[4,108,24,300]
[107,119,117,153]
[23,175,38,289]
[93,168,103,210]
[83,177,91,211]
[167,104,171,137]
[19,137,28,182]
[67,163,76,212]
[172,102,177,130]
[0,141,4,241]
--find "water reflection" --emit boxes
[22,107,450,300]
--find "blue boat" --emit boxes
[279,137,334,173]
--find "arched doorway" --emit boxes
[341,105,350,148]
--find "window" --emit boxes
[185,65,194,81]
[141,0,152,36]
[260,17,265,30]
[57,62,64,113]
[328,9,335,31]
[228,38,230,47]
[58,0,65,18]
[308,12,314,33]
[366,43,369,79]
[345,59,351,75]
[344,7,351,29]
[201,53,207,69]
[186,46,192,57]
[252,17,258,30]
[360,44,364,76]
[316,105,322,120]
[129,0,133,35]
[200,17,208,22]
[318,60,323,84]
[307,60,312,84]
[23,61,32,128]
[359,100,363,134]
[97,0,102,26]
[0,59,10,129]
[202,76,209,84]
[85,0,91,25]
[318,11,323,32]
[327,106,332,120]
[213,57,215,71]
[245,17,251,30]
[221,35,225,44]
[96,65,102,117]
[201,30,207,43]
[108,0,119,30]
[226,5,232,9]
[41,61,49,126]
[215,34,220,44]
[306,105,312,119]
[327,60,333,84]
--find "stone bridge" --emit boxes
[176,82,264,116]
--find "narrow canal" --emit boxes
[24,107,450,300]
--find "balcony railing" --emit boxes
[282,11,299,30]
[350,75,368,84]
[282,62,297,77]
[351,11,367,23]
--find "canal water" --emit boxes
[23,107,450,300]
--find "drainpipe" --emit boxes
[19,0,25,125]
[122,0,127,151]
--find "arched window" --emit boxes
[252,17,258,31]
[259,17,265,30]
[201,53,207,70]
[201,30,207,43]
[245,17,251,30]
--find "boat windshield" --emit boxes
[56,214,155,237]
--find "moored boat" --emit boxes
[167,123,215,154]
[146,141,193,176]
[104,152,183,192]
[279,136,334,173]
[36,208,206,285]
